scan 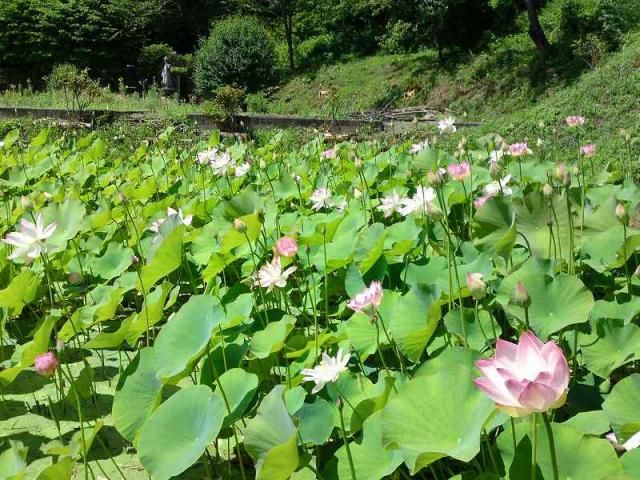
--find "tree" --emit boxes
[243,0,298,71]
[523,0,551,55]
[491,0,551,55]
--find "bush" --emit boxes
[379,21,419,54]
[295,34,339,68]
[193,16,277,97]
[46,64,100,112]
[203,86,246,123]
[246,93,270,113]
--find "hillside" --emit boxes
[264,0,640,157]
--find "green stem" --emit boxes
[61,366,89,480]
[531,413,538,480]
[542,412,559,480]
[338,400,357,480]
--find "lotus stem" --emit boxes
[542,412,559,480]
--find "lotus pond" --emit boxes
[1,122,640,480]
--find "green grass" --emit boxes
[266,51,443,117]
[263,4,640,169]
[0,87,199,116]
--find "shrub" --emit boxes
[46,64,100,112]
[295,34,338,68]
[203,86,246,123]
[246,93,270,113]
[379,21,419,54]
[193,16,277,97]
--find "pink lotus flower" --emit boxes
[347,281,383,315]
[581,144,596,157]
[466,272,486,300]
[275,236,298,257]
[321,147,338,160]
[474,331,570,417]
[566,116,585,127]
[508,142,532,157]
[474,195,491,209]
[34,352,58,377]
[447,162,471,181]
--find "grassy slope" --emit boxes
[266,51,441,117]
[267,1,640,157]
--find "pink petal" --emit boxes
[517,331,545,378]
[517,382,558,412]
[495,339,518,366]
[474,377,519,406]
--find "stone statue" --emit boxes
[161,56,173,90]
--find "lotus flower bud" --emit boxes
[466,273,486,300]
[616,203,629,225]
[427,170,444,187]
[543,183,553,199]
[425,202,443,221]
[353,187,363,199]
[554,163,570,185]
[34,352,58,377]
[68,272,83,285]
[56,338,65,352]
[511,281,531,308]
[571,164,580,177]
[21,196,33,211]
[474,331,570,417]
[275,236,298,257]
[233,218,247,233]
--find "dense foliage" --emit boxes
[194,16,278,97]
[1,117,640,478]
[3,0,638,91]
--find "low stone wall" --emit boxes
[0,106,479,133]
[0,107,144,124]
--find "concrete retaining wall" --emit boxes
[0,106,479,133]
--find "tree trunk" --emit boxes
[284,15,295,72]
[524,0,551,56]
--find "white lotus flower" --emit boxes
[257,256,297,291]
[484,175,513,197]
[410,140,429,154]
[149,208,193,233]
[489,149,504,164]
[377,190,406,218]
[438,117,457,134]
[310,187,332,211]
[606,431,640,452]
[399,186,437,216]
[235,162,251,177]
[2,213,57,261]
[301,348,350,394]
[332,198,347,212]
[196,148,218,165]
[210,151,233,176]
